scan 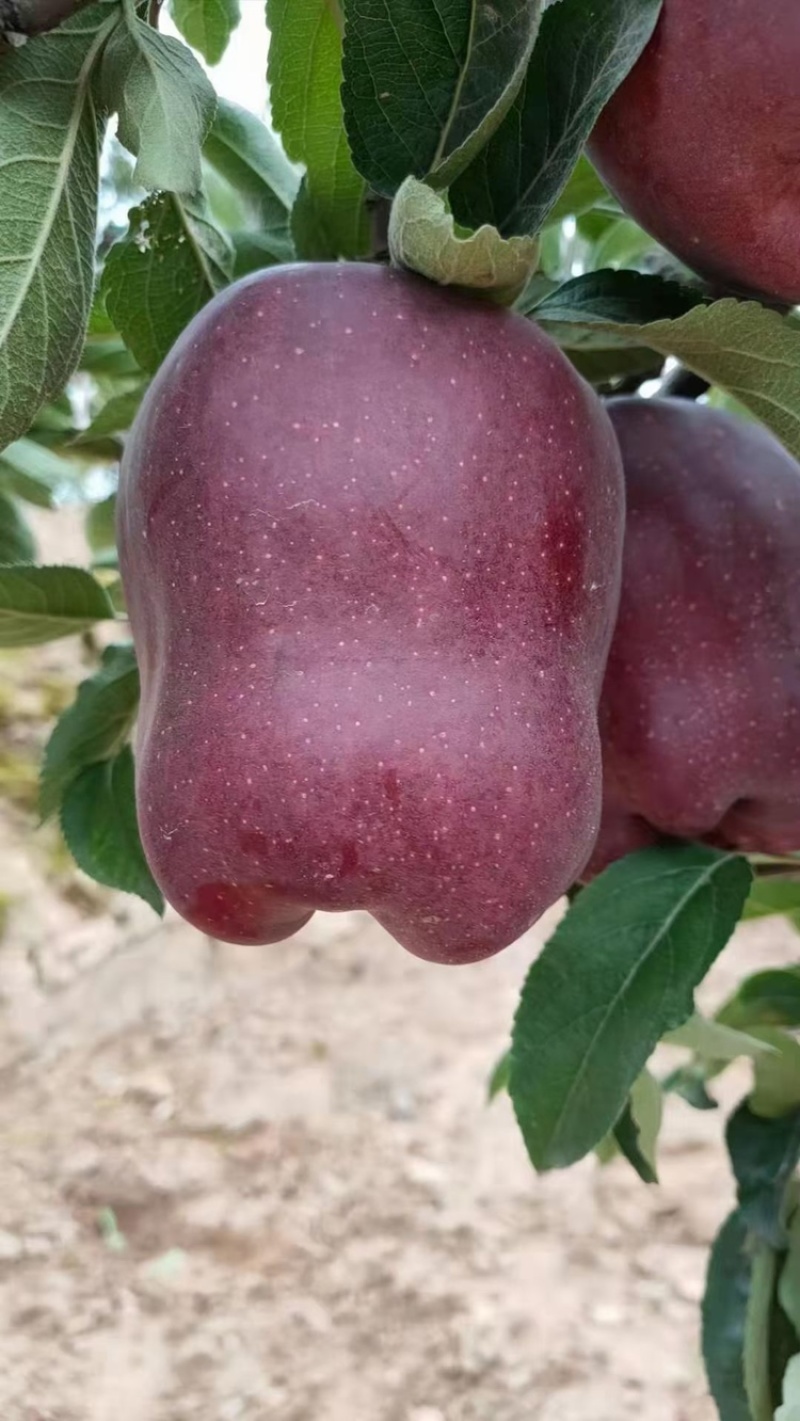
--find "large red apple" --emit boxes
[588,0,800,304]
[118,262,624,962]
[588,396,800,876]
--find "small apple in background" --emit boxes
[588,396,800,876]
[588,0,800,304]
[119,262,624,963]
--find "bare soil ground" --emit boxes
[0,512,797,1421]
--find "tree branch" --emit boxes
[0,0,97,35]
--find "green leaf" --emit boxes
[561,342,663,389]
[726,1100,800,1248]
[203,97,299,222]
[531,273,800,462]
[662,1063,718,1111]
[169,0,241,65]
[0,4,111,451]
[79,331,142,380]
[543,154,611,227]
[776,1354,800,1421]
[0,436,80,508]
[487,1049,511,1103]
[100,13,217,194]
[588,217,655,272]
[750,1029,800,1121]
[102,191,233,372]
[267,0,369,260]
[0,566,115,647]
[719,968,800,1032]
[743,880,800,932]
[60,746,163,915]
[450,0,661,236]
[40,643,139,821]
[527,267,703,324]
[771,1303,800,1419]
[702,1209,752,1421]
[203,100,297,265]
[664,1013,776,1064]
[744,1240,779,1421]
[612,1069,662,1184]
[230,232,285,279]
[74,387,145,444]
[778,1211,800,1338]
[0,491,36,564]
[509,843,752,1171]
[342,0,542,195]
[388,177,538,301]
[85,494,118,565]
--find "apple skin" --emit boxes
[587,397,800,877]
[118,262,624,963]
[588,0,800,305]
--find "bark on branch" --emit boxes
[0,0,97,36]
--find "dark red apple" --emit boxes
[119,262,624,963]
[588,396,800,876]
[588,0,800,304]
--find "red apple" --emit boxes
[119,262,624,962]
[588,396,800,876]
[588,0,800,304]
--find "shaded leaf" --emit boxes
[0,491,36,564]
[531,272,800,461]
[450,0,661,235]
[0,437,81,508]
[342,0,542,194]
[230,231,285,278]
[543,154,611,227]
[74,387,145,444]
[40,643,139,821]
[744,1240,779,1421]
[203,100,297,265]
[719,968,800,1032]
[702,1209,752,1421]
[662,1064,717,1112]
[509,843,751,1170]
[102,192,233,371]
[726,1100,800,1248]
[0,4,110,450]
[60,746,163,914]
[267,0,369,260]
[85,494,118,565]
[527,267,702,324]
[0,566,115,646]
[100,13,216,194]
[588,216,655,272]
[612,1069,662,1184]
[203,97,299,221]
